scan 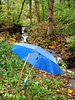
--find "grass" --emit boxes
[0,41,75,100]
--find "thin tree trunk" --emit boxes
[35,0,39,23]
[59,0,61,2]
[0,0,2,12]
[42,0,44,21]
[17,0,25,23]
[30,0,32,25]
[68,0,70,9]
[7,0,10,27]
[47,0,54,36]
[38,1,40,22]
[13,2,15,24]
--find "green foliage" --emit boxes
[0,37,5,41]
[0,0,75,34]
[67,35,75,48]
[53,0,75,35]
[0,0,22,25]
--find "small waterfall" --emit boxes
[20,26,30,42]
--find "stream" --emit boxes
[20,26,30,42]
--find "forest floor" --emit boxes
[0,23,75,100]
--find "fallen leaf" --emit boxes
[68,89,73,93]
[39,77,41,79]
[40,81,43,85]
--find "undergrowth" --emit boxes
[0,41,75,100]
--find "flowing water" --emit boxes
[20,26,30,42]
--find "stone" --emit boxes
[68,79,75,88]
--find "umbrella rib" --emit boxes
[27,53,41,78]
[17,51,36,86]
[27,59,37,78]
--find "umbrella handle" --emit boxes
[20,83,25,90]
[20,77,28,90]
[24,77,28,82]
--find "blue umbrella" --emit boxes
[12,43,63,90]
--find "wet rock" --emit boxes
[68,79,75,88]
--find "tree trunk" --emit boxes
[35,0,39,23]
[68,0,70,9]
[7,0,10,27]
[30,0,32,25]
[0,0,2,12]
[59,0,61,2]
[17,0,25,23]
[42,0,44,21]
[38,1,40,22]
[47,0,54,36]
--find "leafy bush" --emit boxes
[67,35,75,48]
[53,1,75,35]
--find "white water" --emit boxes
[21,26,29,42]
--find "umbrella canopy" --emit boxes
[12,43,63,74]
